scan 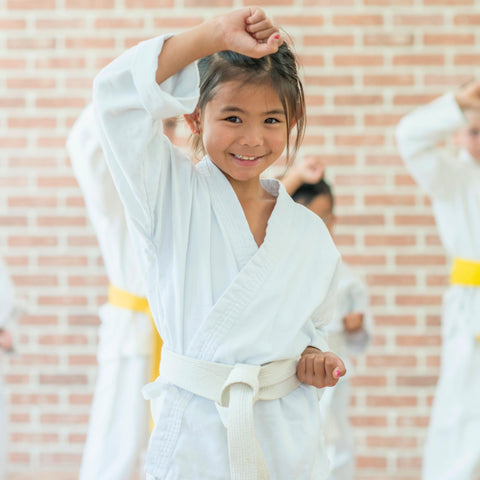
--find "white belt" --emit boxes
[143,348,301,480]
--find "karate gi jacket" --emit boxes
[396,93,480,480]
[93,34,341,479]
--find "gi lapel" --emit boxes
[189,158,293,361]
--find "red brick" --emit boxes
[66,0,114,7]
[454,14,480,24]
[393,54,444,66]
[65,37,115,49]
[334,95,383,106]
[364,33,413,46]
[367,435,417,448]
[8,0,55,8]
[367,274,416,287]
[303,35,354,47]
[35,18,85,29]
[394,14,444,25]
[334,54,384,67]
[305,75,354,87]
[424,33,475,45]
[364,74,414,86]
[333,14,383,25]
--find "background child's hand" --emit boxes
[455,80,480,110]
[295,155,325,184]
[0,329,13,352]
[297,346,346,388]
[343,312,364,333]
[216,7,282,59]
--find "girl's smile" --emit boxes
[199,79,290,190]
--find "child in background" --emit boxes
[67,107,175,480]
[282,156,373,480]
[0,257,18,480]
[93,8,346,480]
[396,81,480,480]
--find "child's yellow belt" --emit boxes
[450,258,480,342]
[107,284,163,385]
[450,258,480,287]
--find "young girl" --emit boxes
[396,81,480,480]
[282,157,374,480]
[93,8,345,479]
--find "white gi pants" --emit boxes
[79,356,150,480]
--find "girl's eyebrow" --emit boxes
[220,106,286,116]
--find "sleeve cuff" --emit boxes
[309,331,329,352]
[132,34,200,119]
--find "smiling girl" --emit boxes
[93,8,345,479]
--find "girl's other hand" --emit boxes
[216,7,283,59]
[297,346,346,388]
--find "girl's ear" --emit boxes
[184,108,201,134]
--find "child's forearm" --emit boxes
[155,19,223,86]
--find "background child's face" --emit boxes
[454,109,480,163]
[307,195,335,234]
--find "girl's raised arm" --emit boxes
[155,8,282,85]
[92,8,281,243]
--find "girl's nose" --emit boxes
[239,125,263,147]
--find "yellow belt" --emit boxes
[450,258,480,287]
[450,259,480,342]
[108,284,163,429]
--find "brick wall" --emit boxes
[2,0,479,478]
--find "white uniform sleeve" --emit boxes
[67,104,126,228]
[0,258,16,328]
[309,259,340,352]
[343,275,373,356]
[396,93,467,200]
[92,34,200,242]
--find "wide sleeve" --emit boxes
[308,257,341,352]
[67,104,126,226]
[343,273,373,356]
[395,93,467,200]
[0,258,16,328]
[92,34,200,242]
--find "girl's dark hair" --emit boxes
[292,179,334,211]
[191,42,306,164]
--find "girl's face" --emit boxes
[199,80,291,186]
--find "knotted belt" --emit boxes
[450,258,480,342]
[143,348,301,480]
[108,284,163,428]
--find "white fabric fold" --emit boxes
[144,349,301,480]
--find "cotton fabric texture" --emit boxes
[94,34,340,479]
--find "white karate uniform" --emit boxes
[93,34,341,479]
[67,105,154,480]
[0,257,16,480]
[320,262,373,480]
[396,93,480,480]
